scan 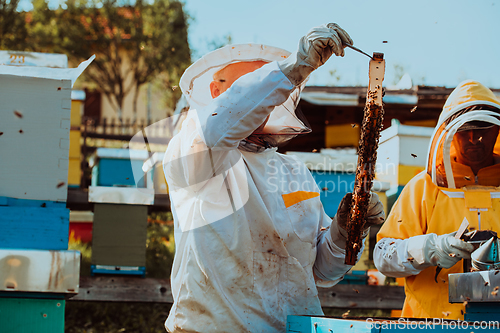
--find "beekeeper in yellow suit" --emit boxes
[375,80,500,320]
[162,23,385,332]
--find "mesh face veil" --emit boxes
[426,81,500,188]
[246,88,311,148]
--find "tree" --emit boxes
[129,0,191,119]
[0,0,28,50]
[26,0,63,53]
[44,0,191,123]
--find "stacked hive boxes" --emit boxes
[89,148,154,276]
[0,51,91,332]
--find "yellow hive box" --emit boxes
[325,123,360,148]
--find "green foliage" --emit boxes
[68,231,93,276]
[27,0,61,52]
[7,0,191,120]
[0,0,28,50]
[54,0,191,120]
[145,219,175,278]
[66,213,175,331]
[68,214,175,278]
[131,0,191,113]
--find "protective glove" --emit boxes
[407,232,475,270]
[278,23,353,86]
[330,192,385,248]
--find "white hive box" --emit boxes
[0,56,93,202]
[0,50,68,68]
[377,119,434,190]
[0,249,80,294]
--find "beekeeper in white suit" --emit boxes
[163,23,385,333]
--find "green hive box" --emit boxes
[88,173,154,276]
[91,203,148,268]
[0,298,65,333]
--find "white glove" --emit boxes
[278,23,353,86]
[330,192,385,248]
[407,232,475,270]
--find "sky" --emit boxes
[183,0,500,88]
[19,0,500,89]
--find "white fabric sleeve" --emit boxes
[163,113,231,191]
[199,61,295,150]
[164,62,294,190]
[373,238,424,278]
[313,214,366,288]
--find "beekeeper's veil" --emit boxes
[179,44,311,147]
[426,80,500,188]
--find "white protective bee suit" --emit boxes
[163,24,370,333]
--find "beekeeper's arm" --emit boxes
[201,23,352,150]
[314,193,385,286]
[165,23,352,190]
[165,62,293,190]
[373,176,474,277]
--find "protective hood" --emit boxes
[179,43,311,146]
[426,80,500,188]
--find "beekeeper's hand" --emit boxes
[279,23,353,86]
[329,192,385,248]
[336,192,385,237]
[407,232,475,270]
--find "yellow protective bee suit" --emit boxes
[374,80,500,320]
